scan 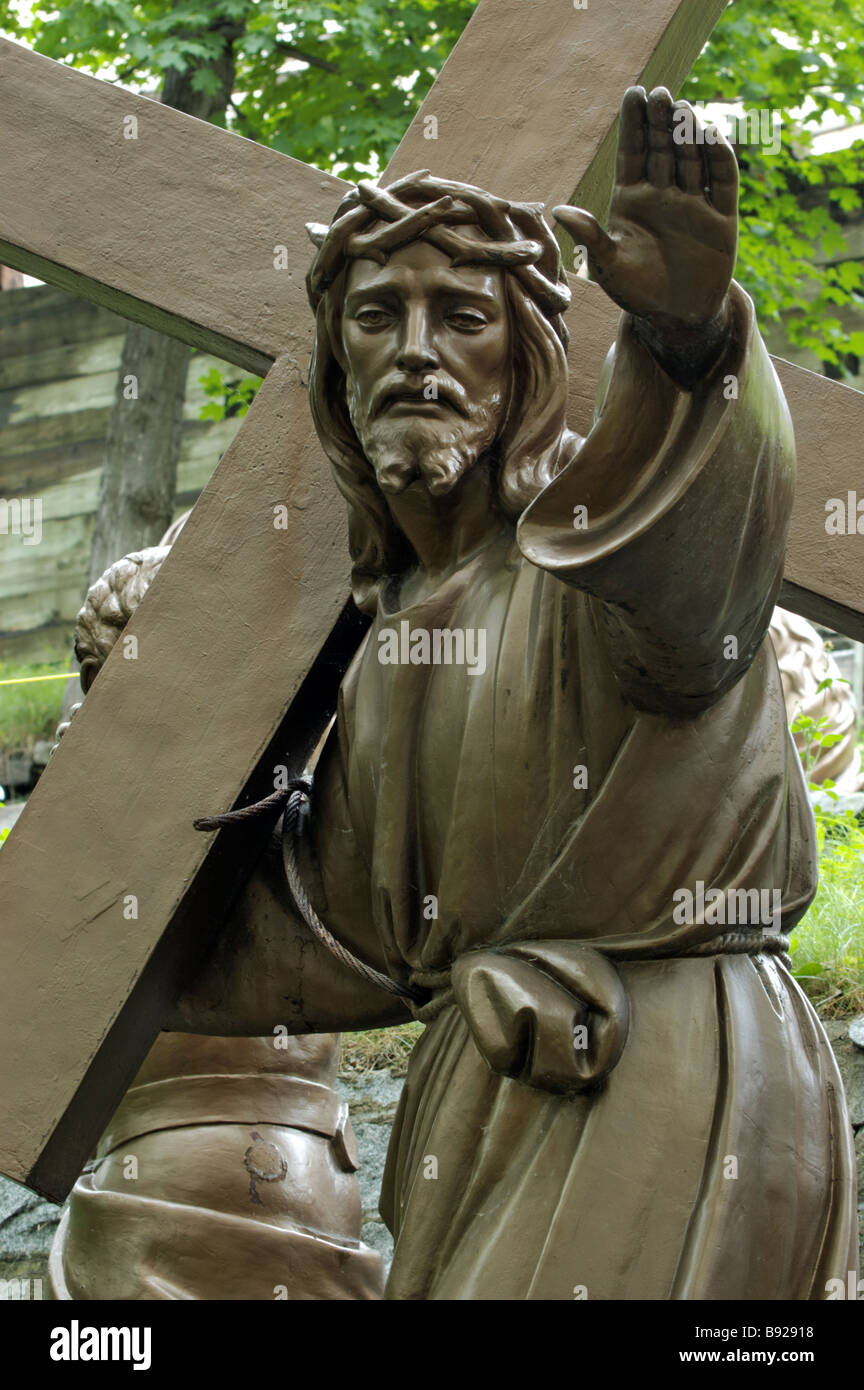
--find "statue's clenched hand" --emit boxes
[50,546,171,754]
[554,86,739,388]
[52,703,83,750]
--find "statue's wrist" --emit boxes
[630,295,732,390]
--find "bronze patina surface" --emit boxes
[5,2,864,1204]
[165,91,858,1299]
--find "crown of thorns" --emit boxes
[305,170,571,321]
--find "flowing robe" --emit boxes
[180,282,858,1299]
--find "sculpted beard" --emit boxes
[346,372,508,497]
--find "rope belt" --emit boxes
[195,778,422,1003]
[404,931,792,1025]
[280,784,422,1003]
[195,782,791,1021]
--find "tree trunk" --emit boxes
[84,326,191,589]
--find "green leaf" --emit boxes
[790,960,824,979]
[190,67,224,97]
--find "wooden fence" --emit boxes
[0,284,241,664]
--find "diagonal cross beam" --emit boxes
[0,0,861,1201]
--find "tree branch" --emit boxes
[110,61,142,85]
[275,41,339,75]
[228,97,259,140]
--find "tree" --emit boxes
[3,0,864,386]
[686,0,864,373]
[0,1,476,179]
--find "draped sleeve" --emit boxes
[517,282,795,717]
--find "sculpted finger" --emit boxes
[615,86,647,185]
[646,87,675,188]
[53,701,82,746]
[671,101,707,195]
[552,206,616,271]
[705,129,739,216]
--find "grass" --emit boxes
[340,1023,424,1076]
[786,700,864,1018]
[0,659,70,754]
[789,806,864,1018]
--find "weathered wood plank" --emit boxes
[0,283,106,323]
[1,369,118,424]
[176,421,239,480]
[0,306,241,665]
[2,581,84,618]
[0,299,120,361]
[0,593,84,642]
[0,354,352,1199]
[2,344,240,424]
[0,335,126,393]
[0,405,111,459]
[0,582,87,631]
[0,444,107,496]
[0,514,91,581]
[0,38,349,375]
[0,469,101,525]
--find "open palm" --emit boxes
[554,87,738,329]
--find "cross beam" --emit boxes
[0,0,861,1202]
[0,1,725,369]
[3,3,862,636]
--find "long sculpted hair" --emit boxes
[305,171,581,614]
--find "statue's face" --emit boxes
[341,239,511,498]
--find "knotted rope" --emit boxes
[194,780,421,1003]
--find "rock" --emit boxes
[849,1014,864,1050]
[336,1070,404,1273]
[825,1021,864,1128]
[0,1173,62,1292]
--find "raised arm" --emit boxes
[518,89,794,718]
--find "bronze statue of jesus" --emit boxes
[168,87,858,1299]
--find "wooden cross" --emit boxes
[1,0,862,1202]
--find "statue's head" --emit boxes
[306,170,577,612]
